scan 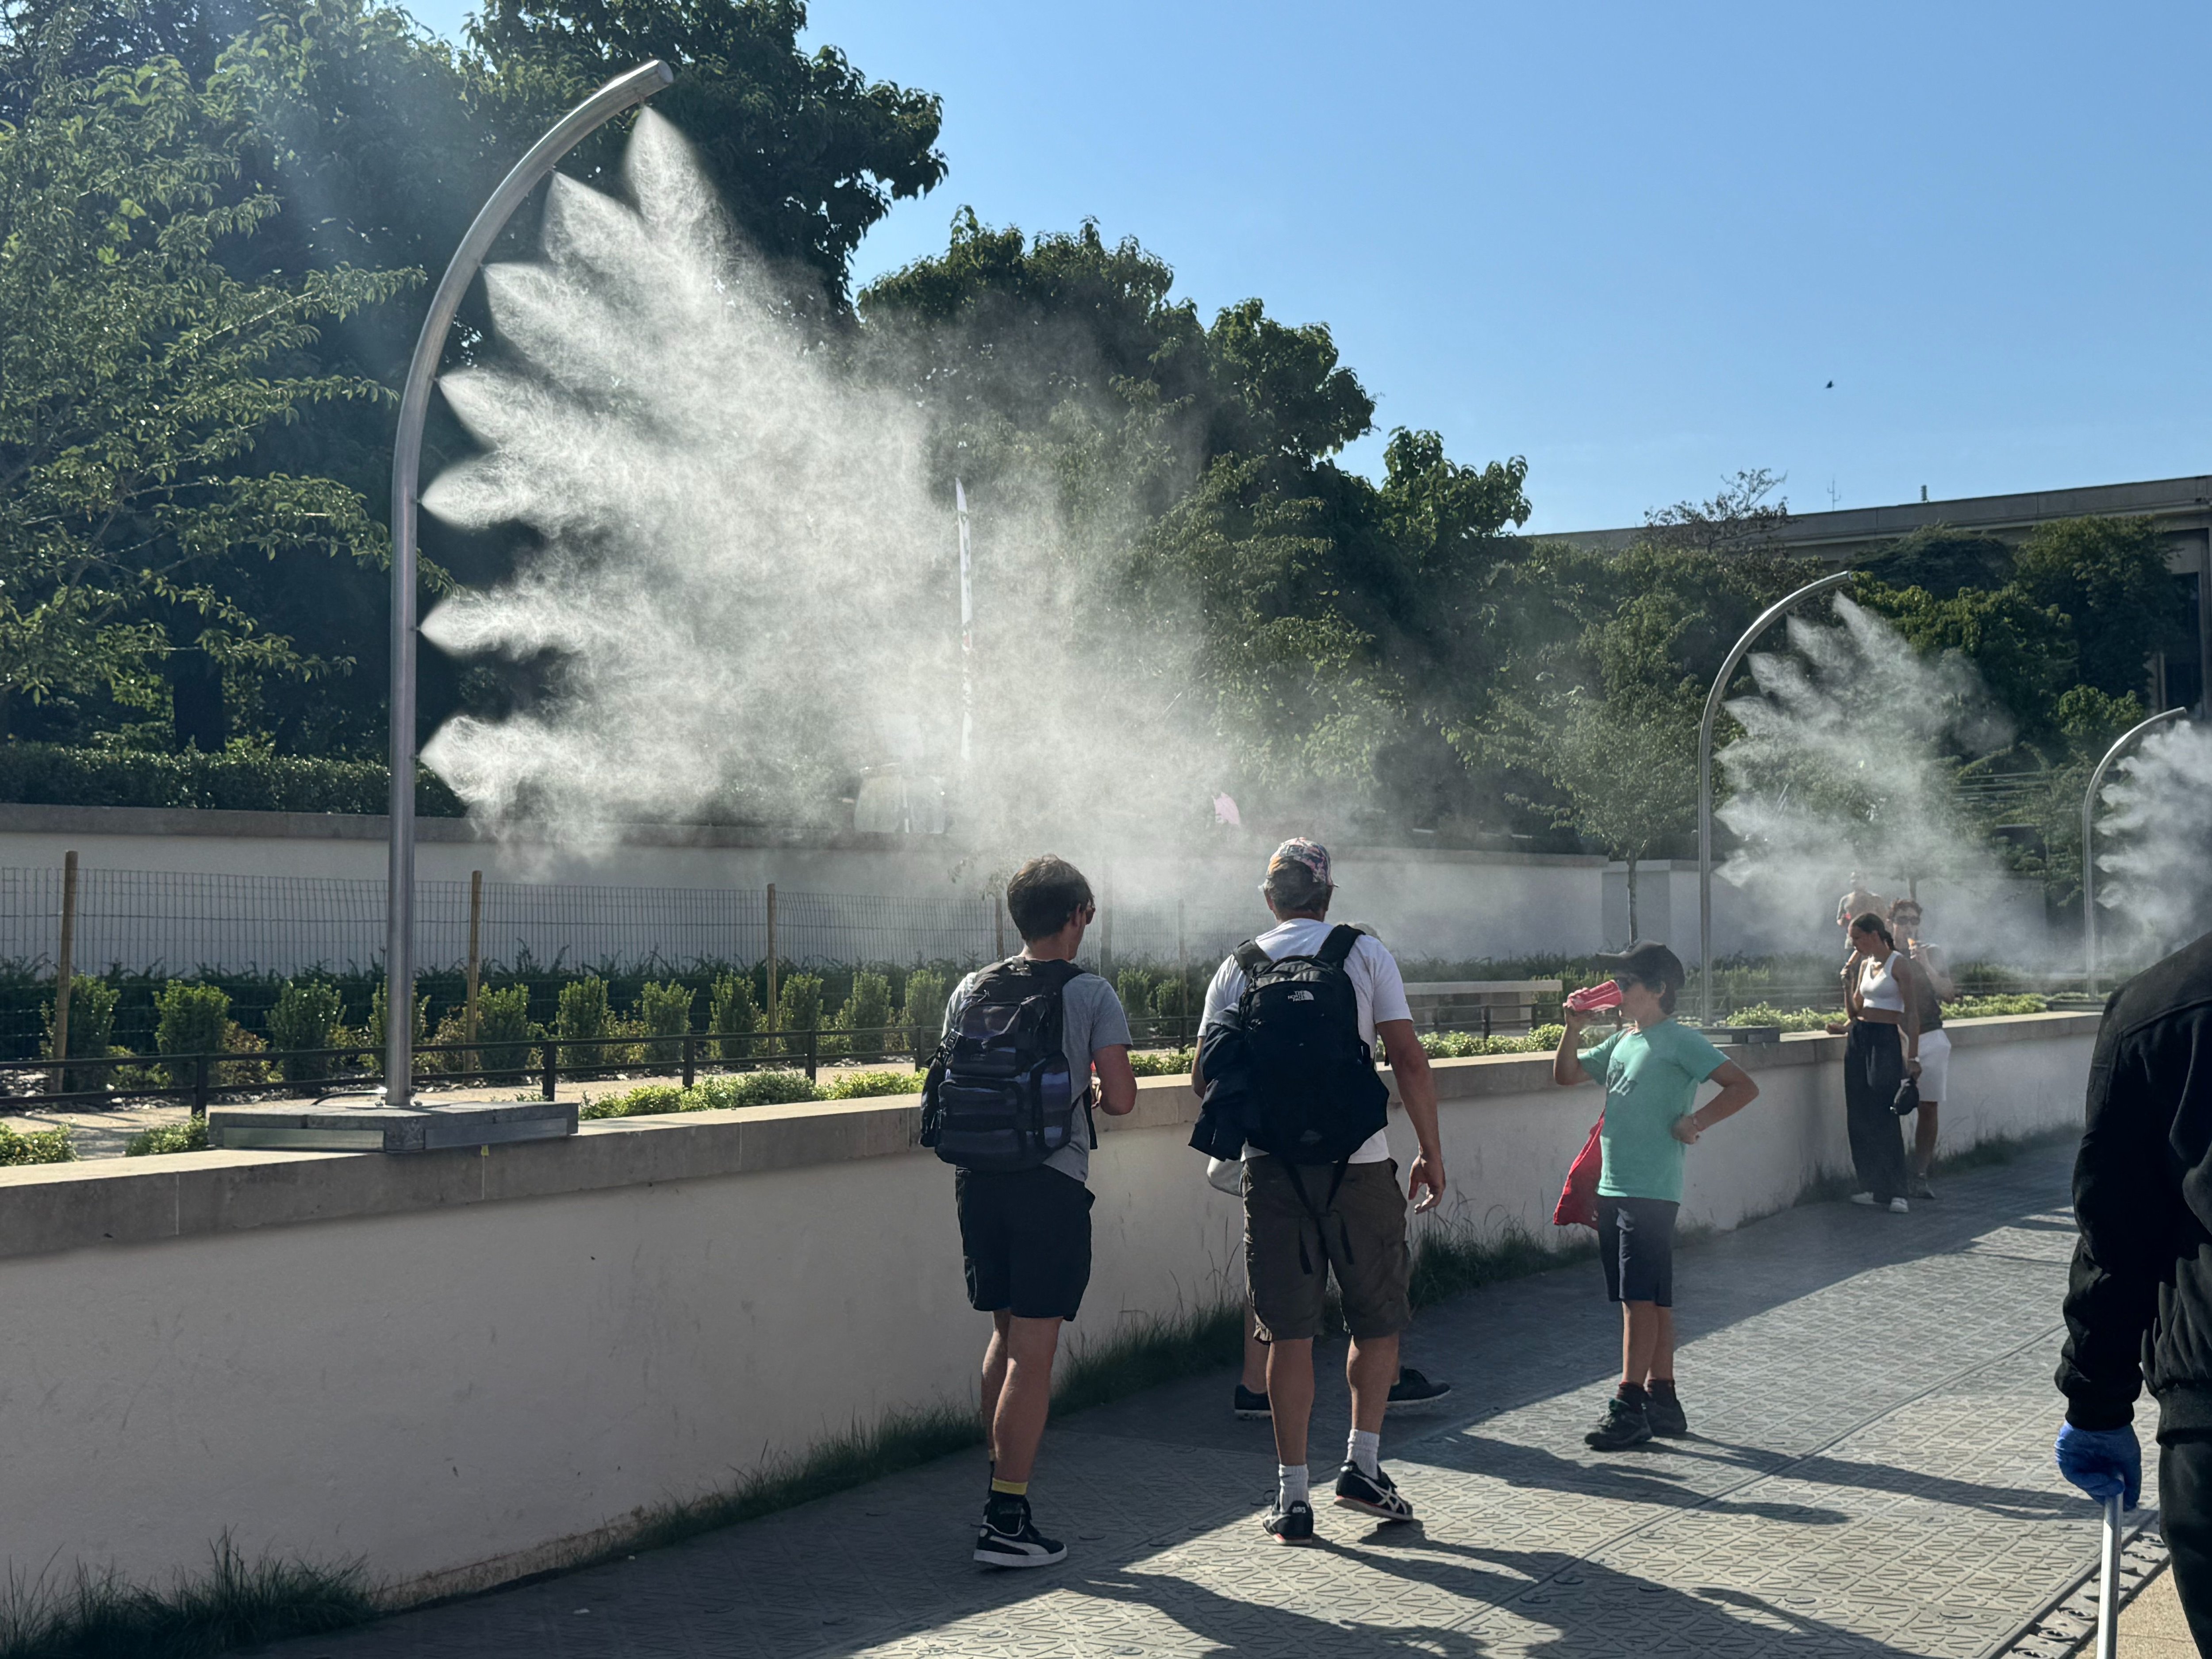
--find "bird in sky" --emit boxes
[1825,380,1834,388]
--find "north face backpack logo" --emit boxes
[1290,989,1315,1001]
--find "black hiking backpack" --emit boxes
[1233,925,1390,1166]
[919,957,1092,1173]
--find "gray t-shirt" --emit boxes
[943,962,1132,1186]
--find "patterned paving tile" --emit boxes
[270,1141,2128,1659]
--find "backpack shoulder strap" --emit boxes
[1318,925,1363,968]
[1233,941,1272,977]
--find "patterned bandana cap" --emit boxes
[1266,837,1332,889]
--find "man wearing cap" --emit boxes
[1554,941,1759,1450]
[1194,838,1446,1544]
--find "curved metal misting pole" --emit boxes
[385,60,674,1108]
[1698,569,1857,1027]
[2081,706,2184,1000]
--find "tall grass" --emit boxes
[0,1539,375,1659]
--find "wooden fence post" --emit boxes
[464,870,484,1049]
[51,850,77,1094]
[765,883,779,1051]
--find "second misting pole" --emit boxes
[955,478,974,766]
[51,850,78,1094]
[2082,706,2185,998]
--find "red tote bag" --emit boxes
[1552,1116,1604,1229]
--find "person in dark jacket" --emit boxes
[2054,928,2212,1646]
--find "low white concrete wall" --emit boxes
[0,1014,2095,1602]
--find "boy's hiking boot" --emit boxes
[1644,1388,1689,1438]
[1333,1462,1415,1522]
[975,1494,1066,1569]
[1386,1367,1452,1413]
[1584,1394,1653,1451]
[1233,1383,1272,1420]
[1261,1498,1314,1544]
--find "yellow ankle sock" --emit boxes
[990,1478,1028,1497]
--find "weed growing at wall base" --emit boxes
[0,1537,375,1659]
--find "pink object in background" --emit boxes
[1212,793,1241,827]
[1566,979,1623,1013]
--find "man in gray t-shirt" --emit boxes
[945,856,1135,1573]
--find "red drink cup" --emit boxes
[1566,979,1623,1013]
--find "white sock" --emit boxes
[1277,1463,1310,1508]
[1349,1428,1381,1479]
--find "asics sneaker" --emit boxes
[1333,1461,1415,1522]
[1261,1498,1315,1544]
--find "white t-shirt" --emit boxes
[1199,919,1412,1164]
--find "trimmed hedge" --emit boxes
[0,742,465,816]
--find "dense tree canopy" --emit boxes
[0,0,2193,877]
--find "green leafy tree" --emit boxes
[266,976,344,1080]
[637,978,694,1066]
[476,981,538,1078]
[41,973,120,1090]
[830,968,891,1062]
[153,978,230,1083]
[2015,516,2189,700]
[776,971,822,1050]
[897,967,945,1056]
[0,57,411,740]
[708,972,759,1060]
[465,0,944,310]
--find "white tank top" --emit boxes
[1857,950,1906,1013]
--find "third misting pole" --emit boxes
[464,870,484,1048]
[765,883,780,1050]
[1698,569,1856,1027]
[2082,706,2185,998]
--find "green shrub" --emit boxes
[709,973,760,1060]
[555,977,611,1055]
[124,1116,210,1156]
[579,1071,824,1118]
[899,968,948,1056]
[0,741,464,816]
[831,971,892,1062]
[638,980,695,1067]
[1724,1004,1837,1032]
[41,974,119,1092]
[154,981,231,1086]
[776,973,823,1057]
[1150,974,1192,1023]
[366,981,431,1072]
[1129,1047,1194,1076]
[1943,993,2050,1018]
[824,1068,924,1099]
[267,979,346,1082]
[1115,968,1158,1039]
[476,983,538,1079]
[0,1123,74,1164]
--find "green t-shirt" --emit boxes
[1581,1018,1728,1203]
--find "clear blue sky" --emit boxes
[408,0,2212,532]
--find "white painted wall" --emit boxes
[0,1018,2093,1603]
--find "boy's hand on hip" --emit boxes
[1408,1151,1445,1212]
[1671,1114,1701,1144]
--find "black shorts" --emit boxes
[1597,1196,1678,1307]
[954,1166,1094,1322]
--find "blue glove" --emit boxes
[2055,1422,2141,1509]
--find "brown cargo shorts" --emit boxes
[1243,1156,1412,1342]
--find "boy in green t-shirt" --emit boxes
[1552,941,1759,1450]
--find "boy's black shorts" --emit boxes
[1597,1196,1678,1307]
[955,1165,1094,1322]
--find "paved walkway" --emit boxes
[273,1140,2147,1659]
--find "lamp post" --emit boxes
[2081,706,2185,999]
[1697,569,1857,1027]
[384,61,673,1107]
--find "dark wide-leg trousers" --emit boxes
[1843,1019,1909,1204]
[2162,1435,2212,1651]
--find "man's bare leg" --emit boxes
[1242,1306,1268,1393]
[988,1313,1063,1484]
[1347,1333,1399,1434]
[1266,1336,1316,1466]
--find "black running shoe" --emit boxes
[1261,1498,1315,1544]
[1333,1461,1415,1522]
[1584,1395,1653,1451]
[1386,1367,1452,1413]
[1644,1390,1688,1438]
[1233,1383,1272,1420]
[974,1496,1066,1569]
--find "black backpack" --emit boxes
[919,957,1092,1172]
[1234,925,1390,1165]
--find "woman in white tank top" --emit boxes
[1823,911,1923,1211]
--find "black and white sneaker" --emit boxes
[974,1496,1067,1569]
[1386,1367,1453,1413]
[1333,1461,1415,1522]
[1233,1383,1272,1420]
[1584,1395,1653,1451]
[1261,1498,1314,1544]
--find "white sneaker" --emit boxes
[1888,1198,1910,1214]
[1850,1192,1877,1206]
